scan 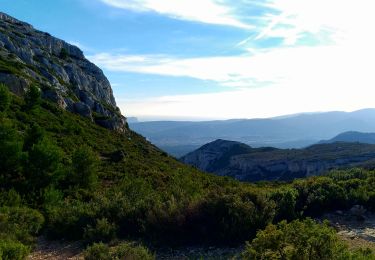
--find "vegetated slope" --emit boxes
[0,12,374,259]
[130,109,375,157]
[181,139,375,181]
[0,12,276,254]
[320,131,375,145]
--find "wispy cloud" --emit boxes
[248,0,374,46]
[99,0,253,29]
[89,35,375,90]
[94,0,375,119]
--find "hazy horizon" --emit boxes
[129,107,375,122]
[3,1,375,119]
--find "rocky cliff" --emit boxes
[181,140,375,181]
[0,12,126,131]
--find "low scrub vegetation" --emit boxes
[0,84,374,258]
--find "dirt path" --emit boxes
[27,237,84,260]
[321,211,375,250]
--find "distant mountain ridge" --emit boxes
[130,109,375,157]
[181,139,375,182]
[320,131,375,144]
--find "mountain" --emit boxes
[0,12,125,131]
[0,12,281,253]
[130,109,375,157]
[320,131,375,144]
[181,139,375,181]
[0,12,374,259]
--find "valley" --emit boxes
[0,11,374,260]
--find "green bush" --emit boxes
[0,207,44,244]
[0,239,30,260]
[23,123,45,151]
[0,123,23,186]
[0,189,22,207]
[83,242,154,260]
[24,85,41,109]
[270,187,298,221]
[25,138,63,191]
[71,146,98,189]
[112,242,154,260]
[241,218,368,260]
[0,83,11,112]
[84,243,111,260]
[84,218,117,243]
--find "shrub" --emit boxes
[24,85,41,109]
[270,187,298,222]
[0,123,23,186]
[71,146,98,189]
[84,243,110,260]
[0,189,22,207]
[0,83,11,112]
[84,242,154,260]
[84,218,117,243]
[0,207,44,244]
[112,242,154,260]
[0,239,30,260]
[25,138,63,191]
[23,123,45,151]
[241,218,359,260]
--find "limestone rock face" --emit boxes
[0,12,126,132]
[181,140,375,182]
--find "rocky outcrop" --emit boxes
[0,12,126,131]
[181,140,375,182]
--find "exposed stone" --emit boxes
[42,89,67,109]
[181,139,375,182]
[96,116,127,132]
[0,12,126,131]
[73,102,92,119]
[0,73,28,95]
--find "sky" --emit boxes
[2,0,375,121]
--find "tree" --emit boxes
[0,83,11,112]
[72,146,98,189]
[23,123,45,151]
[24,85,41,109]
[0,122,23,187]
[26,138,62,191]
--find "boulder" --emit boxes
[42,89,67,109]
[73,102,92,119]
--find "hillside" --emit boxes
[320,131,375,145]
[181,139,375,181]
[0,12,374,259]
[130,109,375,157]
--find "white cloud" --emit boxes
[119,79,375,120]
[254,0,375,46]
[99,0,252,29]
[93,0,375,119]
[94,40,375,119]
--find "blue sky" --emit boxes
[2,0,375,120]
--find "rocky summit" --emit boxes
[0,12,126,131]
